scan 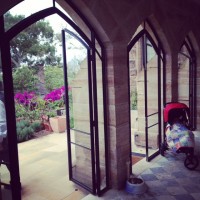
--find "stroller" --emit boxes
[160,102,199,170]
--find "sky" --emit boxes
[8,0,86,61]
[9,0,69,33]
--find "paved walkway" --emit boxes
[18,132,89,200]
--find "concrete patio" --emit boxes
[18,132,89,200]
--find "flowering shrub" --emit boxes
[43,86,72,111]
[14,86,71,126]
[15,92,40,122]
[44,86,65,102]
[15,91,36,106]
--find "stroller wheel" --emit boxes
[184,155,199,170]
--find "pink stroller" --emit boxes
[160,102,199,170]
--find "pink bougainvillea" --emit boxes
[15,91,36,106]
[43,86,71,102]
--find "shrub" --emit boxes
[44,86,65,102]
[44,66,64,91]
[16,120,34,142]
[15,91,36,106]
[30,121,43,132]
[15,93,41,123]
[13,67,38,92]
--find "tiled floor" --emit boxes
[18,132,89,200]
[83,151,200,200]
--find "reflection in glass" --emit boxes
[129,30,163,164]
[65,31,88,132]
[178,44,190,106]
[64,30,94,190]
[95,52,107,190]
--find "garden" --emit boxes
[14,84,72,143]
[1,12,81,143]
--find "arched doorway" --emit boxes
[178,36,196,130]
[128,21,165,168]
[0,0,108,198]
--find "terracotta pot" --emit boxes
[49,116,66,133]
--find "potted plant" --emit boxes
[43,86,67,133]
[49,115,66,133]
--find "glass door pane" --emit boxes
[129,38,146,164]
[145,38,160,161]
[178,45,190,106]
[95,50,108,193]
[62,29,95,192]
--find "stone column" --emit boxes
[105,41,130,189]
[165,52,178,103]
[172,52,179,102]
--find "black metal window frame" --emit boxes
[1,0,109,197]
[127,20,166,170]
[179,36,197,130]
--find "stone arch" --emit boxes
[1,0,110,195]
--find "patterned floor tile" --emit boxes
[149,167,166,174]
[191,177,200,184]
[166,186,188,195]
[83,153,200,200]
[160,179,179,187]
[191,193,200,200]
[171,171,186,178]
[140,174,158,181]
[182,184,200,193]
[174,194,195,200]
[155,173,174,180]
[156,195,176,200]
[175,177,194,186]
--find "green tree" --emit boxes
[13,67,38,92]
[5,12,61,68]
[4,12,62,94]
[44,66,64,91]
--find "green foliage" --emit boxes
[15,95,59,124]
[4,12,61,69]
[15,103,27,119]
[30,121,43,132]
[4,12,24,30]
[45,110,57,118]
[131,90,138,110]
[44,66,64,91]
[16,120,34,142]
[13,67,38,92]
[47,100,64,111]
[15,99,41,123]
[36,96,60,118]
[34,97,47,115]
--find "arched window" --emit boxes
[128,21,165,168]
[0,0,108,198]
[178,36,196,130]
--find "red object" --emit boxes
[163,102,189,123]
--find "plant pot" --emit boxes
[125,177,147,195]
[49,115,66,133]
